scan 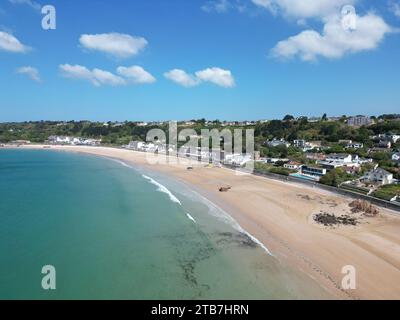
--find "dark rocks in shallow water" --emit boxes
[179,261,198,286]
[314,213,358,227]
[215,232,258,248]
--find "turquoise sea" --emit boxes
[0,149,332,299]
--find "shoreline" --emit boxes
[4,145,400,299]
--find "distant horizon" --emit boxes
[1,113,398,124]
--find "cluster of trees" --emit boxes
[320,168,357,187]
[1,115,400,150]
[254,116,379,144]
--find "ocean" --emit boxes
[0,149,332,299]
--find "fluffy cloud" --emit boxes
[59,64,156,87]
[195,67,235,87]
[164,69,200,87]
[8,0,41,11]
[271,13,392,61]
[16,66,41,82]
[79,33,148,58]
[0,31,30,53]
[116,66,156,84]
[202,0,230,13]
[389,1,400,17]
[164,67,235,88]
[202,0,247,13]
[59,64,126,86]
[252,0,355,19]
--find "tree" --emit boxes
[320,168,352,187]
[283,114,294,121]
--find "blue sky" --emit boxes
[0,0,399,122]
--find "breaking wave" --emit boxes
[142,175,182,205]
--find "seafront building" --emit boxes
[284,161,303,170]
[325,153,354,164]
[48,136,101,146]
[300,166,327,180]
[362,167,394,185]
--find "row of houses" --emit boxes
[267,136,399,164]
[267,131,399,153]
[126,140,257,166]
[48,136,101,146]
[372,133,400,143]
[125,141,234,164]
[277,152,394,186]
[266,138,320,150]
[268,138,366,152]
[289,162,395,186]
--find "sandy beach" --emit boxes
[13,145,400,299]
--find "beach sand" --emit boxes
[16,145,400,299]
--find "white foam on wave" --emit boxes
[110,158,134,169]
[142,175,182,205]
[108,158,182,206]
[110,157,272,256]
[186,213,196,223]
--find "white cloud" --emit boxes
[202,0,230,13]
[16,66,41,82]
[59,64,157,87]
[271,13,392,61]
[164,67,235,88]
[79,33,148,59]
[252,0,355,19]
[389,1,400,17]
[116,66,156,84]
[8,0,41,11]
[202,0,247,13]
[164,69,200,87]
[0,31,30,53]
[195,67,235,87]
[59,64,126,87]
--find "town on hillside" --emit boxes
[1,114,400,205]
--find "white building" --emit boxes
[375,133,400,143]
[346,142,364,149]
[347,116,373,127]
[363,167,394,185]
[260,158,290,164]
[392,153,400,162]
[378,140,392,149]
[284,161,303,170]
[391,134,400,143]
[293,140,306,148]
[224,154,252,166]
[266,138,290,148]
[48,136,72,144]
[325,154,353,164]
[48,136,101,146]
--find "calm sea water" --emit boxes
[0,149,332,299]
